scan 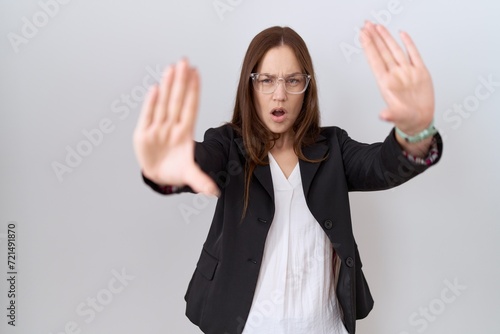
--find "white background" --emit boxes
[1,0,499,333]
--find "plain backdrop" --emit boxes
[1,0,499,333]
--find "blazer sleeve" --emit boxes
[142,126,231,195]
[339,127,443,191]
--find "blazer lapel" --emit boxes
[253,164,274,200]
[235,137,274,200]
[234,134,328,200]
[299,134,329,198]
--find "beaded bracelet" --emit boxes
[403,137,439,166]
[396,120,438,143]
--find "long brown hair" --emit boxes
[230,26,322,217]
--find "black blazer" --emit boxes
[144,124,442,334]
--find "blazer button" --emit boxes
[323,219,333,230]
[345,257,354,268]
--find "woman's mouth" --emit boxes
[271,108,287,123]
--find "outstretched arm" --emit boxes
[360,21,436,157]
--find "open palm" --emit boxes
[361,21,434,134]
[133,59,219,196]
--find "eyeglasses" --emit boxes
[250,73,311,94]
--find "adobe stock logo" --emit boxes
[47,268,135,334]
[51,65,162,183]
[213,0,244,21]
[178,160,242,224]
[7,0,73,54]
[339,0,415,63]
[440,74,499,139]
[397,278,467,334]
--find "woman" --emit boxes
[133,21,442,334]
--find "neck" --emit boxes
[271,131,294,152]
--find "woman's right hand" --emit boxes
[133,59,219,197]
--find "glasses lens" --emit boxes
[253,74,275,94]
[285,75,308,93]
[252,74,310,94]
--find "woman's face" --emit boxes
[253,45,305,137]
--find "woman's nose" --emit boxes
[273,80,287,101]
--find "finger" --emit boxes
[363,21,397,70]
[167,59,190,124]
[185,164,220,197]
[400,30,425,68]
[135,84,159,131]
[179,68,200,129]
[360,23,387,79]
[375,24,408,66]
[154,65,175,124]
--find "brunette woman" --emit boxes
[134,21,442,334]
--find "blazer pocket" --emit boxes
[185,249,219,326]
[196,248,218,280]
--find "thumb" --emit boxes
[185,165,220,198]
[379,108,395,123]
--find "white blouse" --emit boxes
[242,153,348,334]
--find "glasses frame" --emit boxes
[250,73,312,95]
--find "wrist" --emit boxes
[403,136,440,166]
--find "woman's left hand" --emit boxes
[360,20,434,135]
